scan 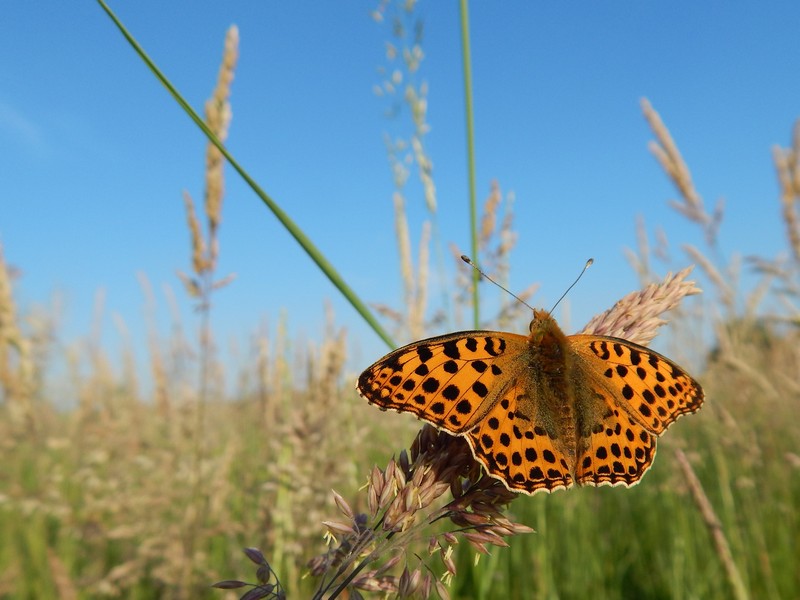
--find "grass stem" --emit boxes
[459,0,480,328]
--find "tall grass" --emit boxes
[2,108,797,597]
[2,3,799,599]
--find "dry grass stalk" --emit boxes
[0,244,36,432]
[47,548,78,600]
[113,313,138,397]
[744,269,776,317]
[306,425,530,599]
[112,313,145,449]
[492,279,539,331]
[204,26,238,259]
[654,226,671,263]
[449,241,471,328]
[137,272,171,420]
[385,140,431,339]
[709,313,799,406]
[682,244,736,312]
[175,27,239,597]
[451,182,531,331]
[641,99,703,217]
[630,102,733,327]
[715,344,780,402]
[178,25,238,297]
[641,96,800,342]
[581,266,700,345]
[641,98,722,246]
[179,190,207,288]
[477,182,517,276]
[392,187,414,310]
[387,175,428,337]
[479,180,501,245]
[773,120,800,263]
[624,214,652,284]
[409,87,436,214]
[479,183,527,329]
[72,289,120,434]
[375,1,439,342]
[498,191,517,257]
[248,313,361,588]
[674,449,750,600]
[253,319,273,425]
[410,220,431,337]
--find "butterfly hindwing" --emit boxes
[571,382,658,487]
[465,375,575,494]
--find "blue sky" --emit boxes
[2,2,799,387]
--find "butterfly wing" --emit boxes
[569,335,704,434]
[358,330,578,495]
[567,334,704,487]
[570,385,658,487]
[357,331,528,433]
[464,375,575,494]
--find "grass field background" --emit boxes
[2,4,799,599]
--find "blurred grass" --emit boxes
[1,267,798,598]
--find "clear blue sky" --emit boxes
[2,2,799,386]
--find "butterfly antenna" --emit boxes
[461,255,535,311]
[549,258,594,313]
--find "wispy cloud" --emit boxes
[0,102,46,154]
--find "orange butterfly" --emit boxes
[358,309,704,495]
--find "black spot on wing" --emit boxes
[422,378,440,393]
[442,385,460,401]
[443,340,461,360]
[471,360,487,373]
[416,345,433,363]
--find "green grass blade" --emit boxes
[459,0,480,328]
[96,0,396,350]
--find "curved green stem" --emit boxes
[459,0,480,328]
[96,0,396,350]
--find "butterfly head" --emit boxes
[528,308,559,340]
[529,309,549,328]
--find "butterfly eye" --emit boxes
[528,320,535,333]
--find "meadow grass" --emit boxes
[1,245,798,598]
[2,3,799,598]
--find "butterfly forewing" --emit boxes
[568,335,704,436]
[357,331,529,434]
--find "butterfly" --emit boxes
[358,309,704,494]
